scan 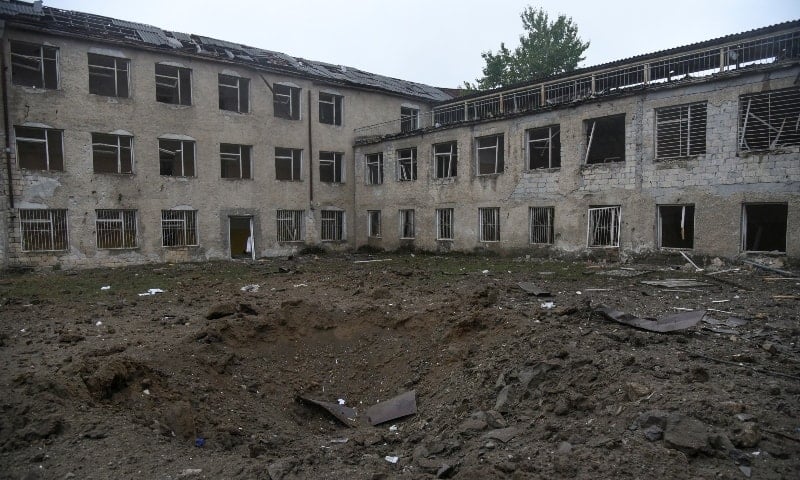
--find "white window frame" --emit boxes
[218,74,249,113]
[529,207,554,244]
[476,135,504,175]
[319,92,343,125]
[275,147,302,181]
[321,210,345,241]
[656,103,707,159]
[88,53,129,98]
[436,208,454,240]
[14,125,64,171]
[400,209,415,239]
[19,209,68,252]
[96,209,137,249]
[401,106,420,132]
[156,63,192,106]
[397,148,417,181]
[159,138,195,177]
[479,207,500,242]
[366,153,384,185]
[367,210,382,238]
[161,210,198,247]
[10,41,59,89]
[274,84,301,120]
[434,142,458,179]
[319,151,344,183]
[92,133,133,174]
[276,209,304,242]
[527,126,561,169]
[220,143,252,179]
[587,206,621,248]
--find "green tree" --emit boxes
[467,6,590,90]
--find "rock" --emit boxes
[22,415,64,440]
[494,385,511,411]
[553,398,569,416]
[739,465,752,478]
[58,333,85,344]
[205,303,237,320]
[663,415,710,455]
[643,425,663,441]
[494,460,517,473]
[761,342,778,354]
[412,445,429,460]
[458,417,487,433]
[267,457,297,480]
[484,427,520,443]
[733,422,761,448]
[720,401,746,414]
[637,410,668,429]
[624,382,651,401]
[436,464,455,478]
[162,401,195,440]
[556,441,572,454]
[484,410,507,428]
[177,469,202,478]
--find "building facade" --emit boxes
[1,1,798,269]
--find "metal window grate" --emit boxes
[436,208,453,240]
[587,206,621,247]
[20,209,68,251]
[400,209,415,238]
[367,210,381,237]
[738,88,800,151]
[96,209,137,249]
[321,210,344,241]
[276,210,304,242]
[656,103,707,159]
[529,207,554,244]
[161,210,198,246]
[479,208,500,242]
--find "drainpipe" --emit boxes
[307,89,313,204]
[1,38,15,208]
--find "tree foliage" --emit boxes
[467,6,590,90]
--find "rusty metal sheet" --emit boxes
[595,305,705,333]
[365,391,417,426]
[517,282,551,297]
[298,397,358,428]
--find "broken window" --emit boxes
[321,210,344,241]
[656,103,707,159]
[319,151,344,183]
[274,84,300,120]
[400,209,415,239]
[159,138,195,177]
[529,207,554,244]
[477,135,504,175]
[319,92,343,125]
[368,210,382,238]
[436,208,454,240]
[161,210,198,247]
[366,153,384,185]
[527,126,561,169]
[587,206,621,247]
[14,126,63,171]
[218,74,249,113]
[275,147,302,181]
[92,133,133,174]
[19,209,68,252]
[401,107,419,132]
[10,41,58,89]
[155,63,191,105]
[738,88,800,152]
[220,144,252,179]
[397,148,417,181]
[88,53,129,97]
[658,205,694,249]
[742,203,787,253]
[96,209,137,249]
[585,115,625,164]
[434,142,458,178]
[276,210,304,242]
[479,207,500,242]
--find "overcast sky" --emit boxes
[46,0,799,88]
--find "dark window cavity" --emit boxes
[477,134,504,175]
[218,74,249,113]
[92,133,133,174]
[658,205,695,249]
[88,53,129,97]
[15,126,64,171]
[527,126,561,169]
[220,143,252,179]
[11,41,58,89]
[319,92,343,125]
[319,151,343,183]
[397,148,417,181]
[159,139,195,177]
[742,203,787,252]
[434,142,458,178]
[156,64,191,105]
[275,147,302,181]
[274,84,300,120]
[585,115,625,164]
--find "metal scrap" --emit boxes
[641,279,711,288]
[595,305,706,332]
[298,397,358,428]
[365,391,417,426]
[517,282,551,297]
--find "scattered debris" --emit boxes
[540,301,555,309]
[641,279,710,288]
[594,305,705,332]
[138,288,165,296]
[517,282,551,296]
[484,427,520,443]
[679,251,703,272]
[298,396,358,427]
[365,390,417,426]
[100,286,111,291]
[240,284,260,292]
[353,259,392,264]
[743,260,798,277]
[384,455,399,464]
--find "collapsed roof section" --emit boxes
[0,0,453,102]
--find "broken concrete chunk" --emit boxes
[595,305,705,332]
[663,415,711,455]
[484,427,520,443]
[297,396,358,427]
[517,282,551,297]
[733,422,761,448]
[365,390,417,426]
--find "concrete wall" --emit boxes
[0,29,436,268]
[354,67,800,260]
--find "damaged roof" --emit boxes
[0,0,453,102]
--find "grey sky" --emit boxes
[46,0,800,88]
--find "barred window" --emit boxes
[368,210,381,238]
[20,209,68,252]
[11,41,58,89]
[161,210,198,247]
[588,206,621,247]
[527,126,561,169]
[321,210,344,241]
[366,153,384,185]
[739,88,800,152]
[436,208,454,240]
[159,138,195,177]
[529,207,554,244]
[656,103,707,159]
[275,148,302,181]
[92,133,133,174]
[220,144,252,179]
[96,209,137,249]
[477,135,504,175]
[319,151,344,183]
[434,142,458,178]
[156,63,191,105]
[218,74,249,113]
[400,209,415,239]
[479,207,500,242]
[14,126,64,171]
[397,148,417,181]
[88,53,129,98]
[276,210,304,242]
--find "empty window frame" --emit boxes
[738,88,800,152]
[656,103,707,159]
[88,53,129,97]
[220,144,252,179]
[321,210,344,241]
[366,153,384,185]
[658,205,695,249]
[19,209,68,252]
[368,210,382,238]
[155,64,191,105]
[14,126,64,171]
[96,209,137,249]
[161,210,198,247]
[159,139,195,177]
[477,134,504,175]
[397,148,417,181]
[587,206,621,247]
[527,126,561,169]
[92,133,133,174]
[434,142,458,178]
[276,209,304,242]
[436,208,454,240]
[401,107,419,133]
[479,207,500,242]
[275,147,302,181]
[274,84,300,120]
[585,115,625,164]
[319,92,343,125]
[319,151,344,183]
[10,41,58,89]
[218,74,249,113]
[741,203,787,253]
[529,207,555,244]
[400,209,415,239]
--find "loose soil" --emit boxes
[0,253,798,479]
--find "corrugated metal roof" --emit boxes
[112,17,161,33]
[0,1,42,16]
[137,29,172,47]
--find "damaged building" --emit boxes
[0,0,798,269]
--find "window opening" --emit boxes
[434,142,458,178]
[20,209,68,251]
[319,151,343,183]
[319,92,342,125]
[277,210,304,242]
[397,148,417,181]
[275,147,302,181]
[229,216,253,259]
[656,103,707,159]
[220,143,252,179]
[738,88,800,152]
[366,153,384,184]
[585,115,625,164]
[368,210,382,238]
[477,135,504,175]
[159,139,195,177]
[92,133,133,174]
[479,207,500,242]
[88,53,129,97]
[321,210,344,241]
[400,209,415,239]
[587,206,621,247]
[156,64,191,105]
[274,84,300,120]
[529,207,554,244]
[400,107,419,132]
[11,41,58,89]
[742,203,787,252]
[527,126,561,169]
[218,74,249,113]
[436,208,454,240]
[161,210,198,246]
[96,209,137,249]
[658,205,695,249]
[14,126,64,171]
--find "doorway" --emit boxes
[229,216,253,259]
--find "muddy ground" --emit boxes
[0,252,798,479]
